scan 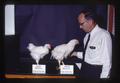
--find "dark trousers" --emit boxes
[80,62,102,79]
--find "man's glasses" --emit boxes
[80,20,87,26]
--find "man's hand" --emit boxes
[70,52,83,59]
[70,52,77,57]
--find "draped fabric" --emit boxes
[107,4,115,35]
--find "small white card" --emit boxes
[60,65,74,75]
[32,64,46,74]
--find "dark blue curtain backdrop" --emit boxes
[15,5,107,57]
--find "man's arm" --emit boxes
[100,33,112,78]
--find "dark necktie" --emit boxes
[83,33,90,61]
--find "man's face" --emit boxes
[77,13,91,32]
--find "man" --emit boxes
[72,8,112,79]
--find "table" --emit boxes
[5,74,76,79]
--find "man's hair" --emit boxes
[79,8,98,23]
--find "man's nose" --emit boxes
[80,25,82,28]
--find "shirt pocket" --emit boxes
[87,45,98,58]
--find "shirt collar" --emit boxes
[89,24,100,37]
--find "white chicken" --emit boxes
[27,43,51,65]
[51,39,79,69]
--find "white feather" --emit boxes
[51,39,79,68]
[27,43,51,64]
